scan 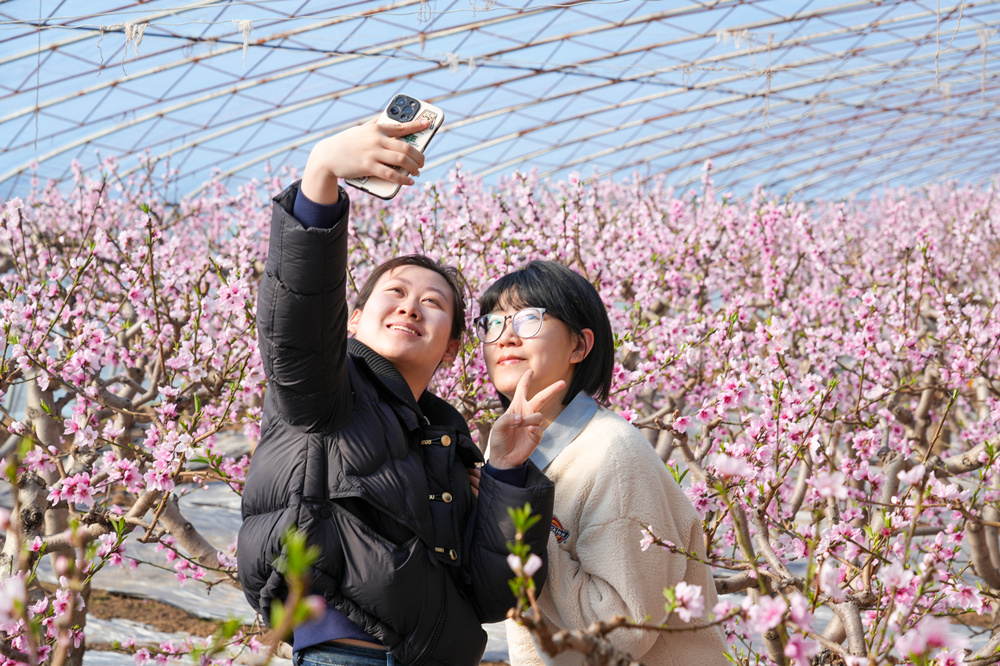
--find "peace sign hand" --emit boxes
[487,369,566,470]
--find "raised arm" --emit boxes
[301,118,428,203]
[257,118,428,431]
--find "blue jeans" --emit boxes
[293,643,396,666]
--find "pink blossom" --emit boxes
[942,583,985,613]
[640,527,655,552]
[787,593,813,631]
[618,408,637,422]
[930,478,966,501]
[709,453,753,479]
[783,635,818,665]
[28,598,48,617]
[746,595,786,633]
[107,458,143,493]
[880,562,914,590]
[303,595,328,622]
[895,616,968,657]
[819,560,846,602]
[46,472,95,508]
[96,534,125,567]
[672,581,705,622]
[3,152,1000,665]
[22,447,57,475]
[0,576,25,623]
[35,644,52,662]
[217,550,238,568]
[523,554,543,577]
[102,422,125,440]
[897,463,926,486]
[684,480,720,516]
[711,599,736,621]
[507,553,542,578]
[52,586,84,620]
[813,471,848,499]
[143,465,176,493]
[935,650,965,666]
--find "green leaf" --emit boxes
[270,602,285,629]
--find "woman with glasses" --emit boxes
[474,260,728,666]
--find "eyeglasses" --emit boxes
[474,307,547,344]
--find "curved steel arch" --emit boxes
[125,1,743,182]
[665,71,1000,191]
[189,0,991,194]
[483,27,994,180]
[573,33,997,191]
[1,0,997,200]
[0,0,430,127]
[2,0,590,182]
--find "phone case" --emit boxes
[345,95,444,200]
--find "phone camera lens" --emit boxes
[389,106,401,117]
[394,96,407,107]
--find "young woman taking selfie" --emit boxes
[238,117,555,666]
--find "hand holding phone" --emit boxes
[301,117,427,205]
[345,94,444,200]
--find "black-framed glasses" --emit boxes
[474,307,547,344]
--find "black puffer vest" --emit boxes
[237,183,554,666]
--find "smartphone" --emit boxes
[344,94,444,200]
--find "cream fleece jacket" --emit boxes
[506,406,729,666]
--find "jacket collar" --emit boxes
[347,338,429,426]
[529,391,599,472]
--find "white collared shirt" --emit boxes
[529,391,599,472]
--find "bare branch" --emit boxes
[0,473,48,577]
[966,629,1000,666]
[942,436,997,474]
[911,366,940,447]
[788,456,811,516]
[715,571,759,595]
[695,416,724,461]
[38,490,164,553]
[0,640,31,664]
[821,615,846,645]
[967,520,1000,589]
[25,370,63,453]
[511,609,644,666]
[749,510,802,589]
[159,495,237,584]
[828,601,866,657]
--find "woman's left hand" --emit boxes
[487,369,566,469]
[468,467,481,497]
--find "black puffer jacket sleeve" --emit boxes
[257,182,352,431]
[466,462,554,622]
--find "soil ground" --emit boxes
[85,590,509,664]
[88,589,223,639]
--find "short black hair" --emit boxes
[478,260,614,405]
[355,255,467,340]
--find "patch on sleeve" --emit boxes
[550,516,570,543]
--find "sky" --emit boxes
[1,0,998,201]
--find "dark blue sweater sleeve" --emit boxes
[483,461,528,487]
[293,186,348,229]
